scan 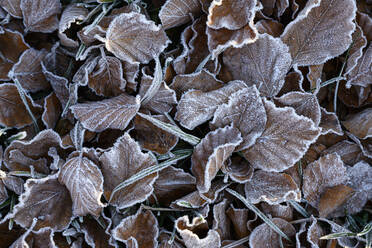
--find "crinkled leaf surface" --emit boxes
[346,44,372,88]
[59,154,105,217]
[70,94,140,132]
[222,155,253,183]
[245,170,301,204]
[211,86,266,151]
[223,34,292,97]
[0,0,21,18]
[342,108,372,139]
[175,80,246,130]
[281,0,356,66]
[99,133,158,209]
[159,0,202,29]
[191,125,242,193]
[105,12,170,64]
[242,99,320,172]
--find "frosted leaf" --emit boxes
[307,216,325,248]
[342,108,372,139]
[59,154,105,217]
[133,115,178,155]
[249,218,296,248]
[281,0,356,66]
[4,129,64,173]
[245,170,301,204]
[207,0,257,30]
[2,175,24,195]
[112,209,159,248]
[176,216,221,248]
[99,133,157,209]
[207,24,258,58]
[139,71,177,114]
[318,184,354,217]
[223,34,292,97]
[0,0,21,18]
[319,107,343,135]
[159,0,202,29]
[10,175,73,232]
[226,206,252,238]
[122,60,139,92]
[0,58,13,81]
[0,181,7,205]
[346,44,372,88]
[321,140,362,166]
[307,64,323,94]
[20,0,61,33]
[191,125,242,193]
[242,99,320,172]
[70,94,140,132]
[278,69,303,95]
[357,12,372,42]
[170,69,223,99]
[152,166,195,206]
[222,155,253,183]
[10,228,55,248]
[58,4,88,48]
[260,202,293,222]
[211,86,266,150]
[42,93,62,129]
[81,216,115,248]
[8,48,50,92]
[0,83,42,128]
[212,199,231,241]
[105,12,170,64]
[256,19,284,37]
[302,153,348,208]
[175,80,246,130]
[345,24,367,76]
[158,231,185,248]
[275,91,321,126]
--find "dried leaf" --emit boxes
[212,199,231,241]
[321,140,362,165]
[357,11,372,42]
[0,180,8,204]
[159,0,202,29]
[105,12,170,64]
[0,0,21,18]
[245,170,300,204]
[133,115,178,155]
[346,44,372,88]
[59,154,105,217]
[222,155,253,183]
[307,64,324,93]
[242,99,320,172]
[191,125,242,193]
[207,0,257,30]
[170,70,224,99]
[345,24,367,76]
[318,185,354,217]
[256,19,284,37]
[249,218,296,248]
[342,108,372,139]
[260,202,293,222]
[81,217,114,248]
[226,206,251,239]
[302,153,348,208]
[319,107,343,136]
[11,175,73,231]
[8,48,50,92]
[223,34,292,97]
[2,175,24,195]
[175,80,246,130]
[21,0,61,33]
[176,215,221,248]
[70,94,140,132]
[281,0,356,66]
[42,93,62,130]
[0,83,42,128]
[211,86,266,150]
[112,209,159,248]
[307,216,325,248]
[99,133,158,209]
[275,91,321,126]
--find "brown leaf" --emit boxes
[256,19,284,37]
[81,217,115,248]
[176,215,221,248]
[307,216,325,248]
[70,94,140,132]
[133,115,178,155]
[0,0,21,18]
[226,206,251,239]
[105,12,170,64]
[21,0,61,33]
[2,175,24,195]
[211,86,266,150]
[9,48,50,92]
[207,0,257,30]
[319,107,343,136]
[159,0,202,29]
[245,170,300,204]
[307,64,324,93]
[249,218,296,248]
[345,24,368,76]
[42,93,62,129]
[112,209,159,248]
[11,175,73,232]
[260,202,293,222]
[302,153,348,208]
[0,180,8,205]
[159,230,186,248]
[99,133,158,209]
[175,80,246,130]
[212,199,231,241]
[346,44,372,88]
[59,153,105,217]
[275,91,321,126]
[281,0,356,66]
[318,184,354,217]
[222,155,253,183]
[357,11,372,42]
[242,99,320,172]
[0,83,42,128]
[321,140,362,165]
[191,125,242,193]
[342,108,372,139]
[223,33,292,97]
[170,69,224,99]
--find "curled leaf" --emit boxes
[342,108,372,139]
[318,185,354,217]
[59,4,88,47]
